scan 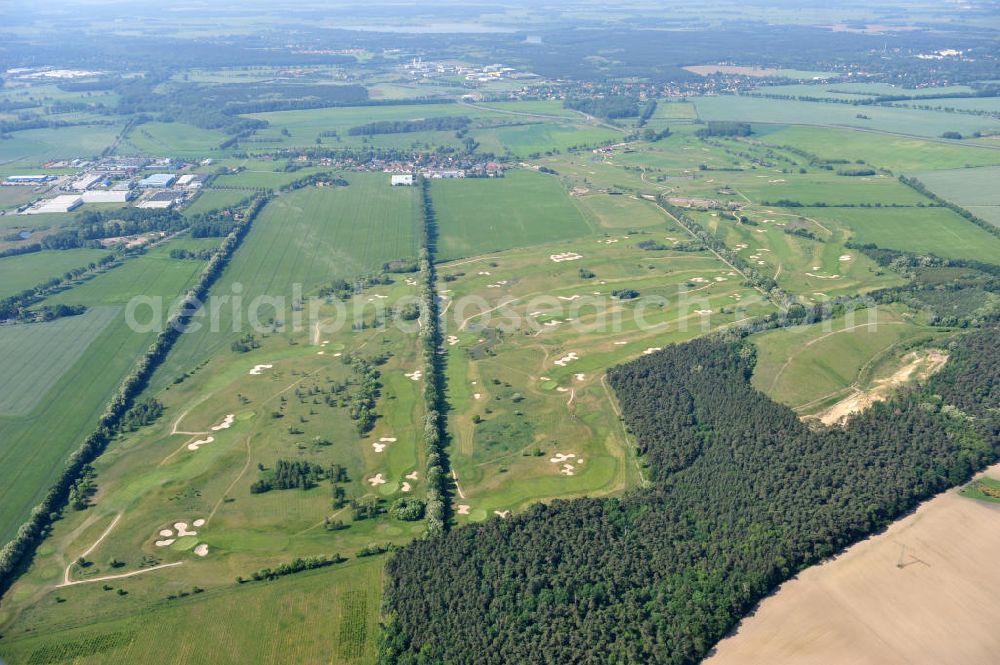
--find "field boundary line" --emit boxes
[58,561,184,588]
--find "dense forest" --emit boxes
[379,329,999,664]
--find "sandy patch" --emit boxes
[193,519,205,527]
[574,373,586,381]
[550,252,583,263]
[373,443,387,453]
[187,436,214,451]
[705,462,1000,665]
[405,369,423,381]
[695,309,713,315]
[558,295,581,301]
[478,270,491,276]
[317,351,325,355]
[193,544,209,557]
[561,464,575,476]
[401,482,412,492]
[155,539,175,547]
[805,273,841,279]
[549,453,577,464]
[458,504,471,515]
[367,474,386,487]
[814,350,948,426]
[714,276,727,282]
[406,471,419,481]
[473,393,482,399]
[614,341,627,345]
[494,510,510,518]
[248,364,273,375]
[554,352,579,367]
[690,277,709,284]
[643,347,662,355]
[211,414,235,431]
[556,387,569,393]
[446,335,459,345]
[174,522,197,537]
[839,254,853,261]
[159,529,173,537]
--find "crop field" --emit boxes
[914,165,1000,228]
[0,558,385,665]
[0,242,210,544]
[694,95,1000,140]
[154,175,420,378]
[124,122,231,158]
[758,126,1000,171]
[209,166,335,190]
[473,122,621,156]
[574,193,670,230]
[431,170,595,260]
[0,248,109,298]
[182,189,255,217]
[751,305,941,413]
[802,206,1000,262]
[0,124,124,167]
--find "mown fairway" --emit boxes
[153,174,419,381]
[0,558,385,665]
[0,243,209,543]
[431,170,594,260]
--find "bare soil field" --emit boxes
[705,463,1000,665]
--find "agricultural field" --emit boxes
[914,165,1000,228]
[0,242,211,544]
[0,248,109,298]
[0,124,124,167]
[431,170,595,260]
[694,95,1000,140]
[182,189,255,217]
[154,174,420,379]
[123,122,231,158]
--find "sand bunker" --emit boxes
[643,347,662,355]
[174,522,197,537]
[561,464,575,476]
[690,277,709,284]
[554,352,579,367]
[406,471,419,480]
[155,539,175,547]
[458,504,471,515]
[368,474,386,487]
[211,414,235,431]
[544,321,561,327]
[695,309,713,315]
[574,373,586,381]
[556,387,569,393]
[494,510,510,518]
[193,544,209,557]
[477,270,491,276]
[839,254,853,261]
[805,273,841,279]
[550,453,577,464]
[614,341,627,346]
[317,351,325,355]
[714,276,727,282]
[187,436,214,451]
[401,482,412,492]
[159,529,173,537]
[473,393,482,399]
[248,364,273,375]
[550,252,583,263]
[405,369,423,381]
[373,443,387,453]
[405,278,418,286]
[193,519,205,527]
[558,295,581,301]
[446,335,459,345]
[757,261,766,265]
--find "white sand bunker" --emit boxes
[575,373,586,381]
[806,273,841,280]
[317,351,325,355]
[695,309,713,315]
[550,453,577,464]
[368,474,386,487]
[458,504,471,515]
[561,464,575,476]
[372,442,387,453]
[690,277,709,284]
[540,376,551,381]
[446,335,459,346]
[643,347,662,355]
[174,522,197,537]
[405,277,418,286]
[473,393,482,399]
[714,276,727,282]
[155,539,175,547]
[839,254,853,261]
[614,341,627,345]
[333,352,342,357]
[477,270,491,276]
[321,340,329,345]
[405,369,423,381]
[401,482,412,492]
[249,364,273,375]
[380,437,398,443]
[193,519,205,527]
[544,320,561,327]
[193,544,209,557]
[494,510,510,518]
[558,295,581,301]
[757,261,766,265]
[187,436,214,451]
[556,387,569,393]
[211,414,235,431]
[554,352,579,367]
[406,471,419,481]
[550,252,583,263]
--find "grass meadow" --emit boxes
[914,165,1000,228]
[0,248,109,298]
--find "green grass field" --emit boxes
[125,122,231,158]
[960,476,1000,504]
[0,124,123,167]
[0,243,210,544]
[151,174,420,384]
[431,170,594,260]
[182,189,255,217]
[913,165,1000,228]
[0,248,109,298]
[803,206,1000,262]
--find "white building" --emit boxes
[25,195,82,214]
[82,190,134,203]
[69,174,103,191]
[391,174,414,186]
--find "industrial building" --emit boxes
[391,174,415,186]
[5,175,53,184]
[139,173,177,188]
[82,190,134,204]
[137,190,184,209]
[69,174,103,191]
[25,195,83,214]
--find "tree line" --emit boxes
[348,116,471,136]
[377,328,999,663]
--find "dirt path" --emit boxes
[59,562,184,588]
[451,470,467,500]
[459,298,519,331]
[61,513,122,586]
[207,435,254,524]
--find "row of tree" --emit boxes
[348,117,471,136]
[0,195,269,596]
[0,253,117,321]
